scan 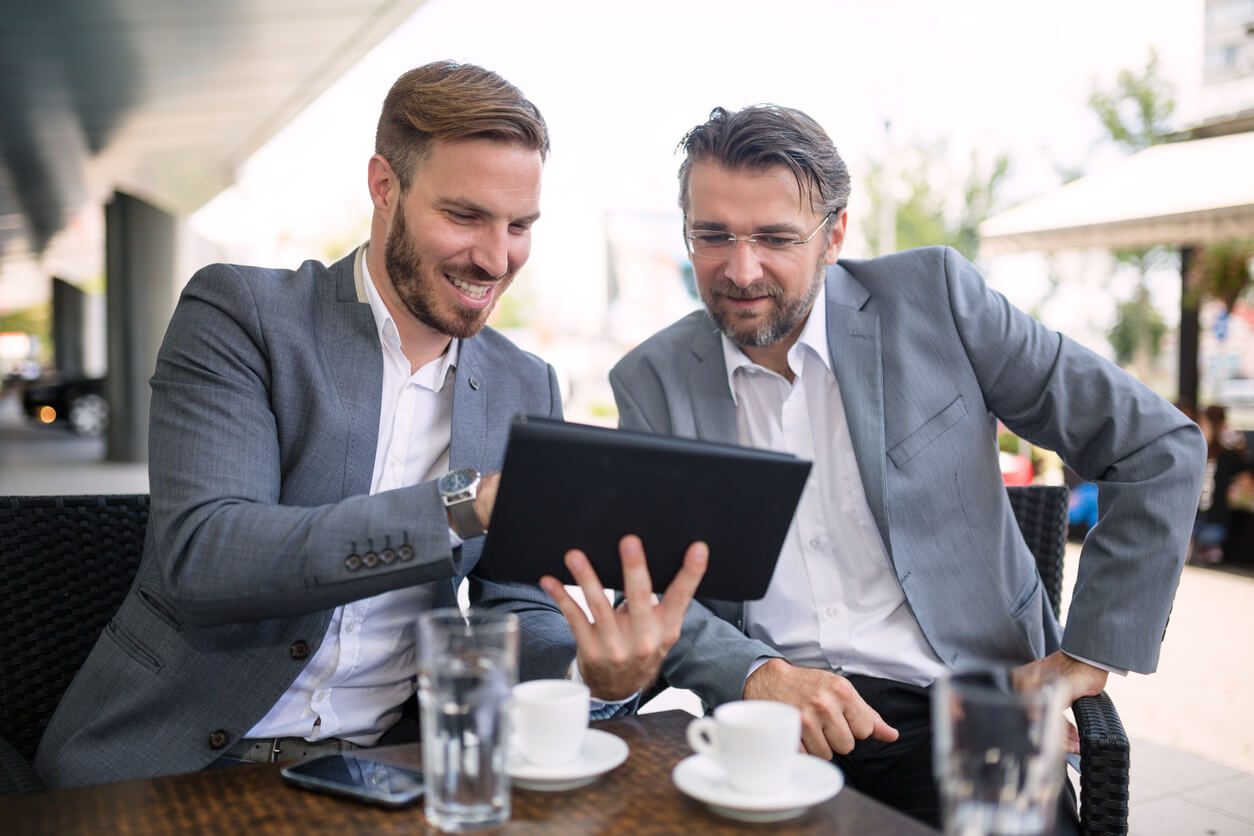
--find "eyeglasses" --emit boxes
[685,211,835,260]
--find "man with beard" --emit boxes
[36,61,705,788]
[608,104,1203,829]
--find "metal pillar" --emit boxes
[1178,244,1199,410]
[104,191,178,463]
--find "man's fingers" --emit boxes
[800,721,836,760]
[617,535,656,629]
[563,550,616,624]
[539,575,595,645]
[871,716,900,743]
[657,541,708,625]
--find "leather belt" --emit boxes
[224,736,364,764]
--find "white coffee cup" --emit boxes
[686,700,801,793]
[511,679,590,765]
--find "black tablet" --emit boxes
[476,415,811,602]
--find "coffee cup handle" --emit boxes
[687,717,719,757]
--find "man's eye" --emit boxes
[757,236,799,248]
[448,211,476,223]
[692,233,732,245]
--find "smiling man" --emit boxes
[610,104,1205,830]
[36,61,705,789]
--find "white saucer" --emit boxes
[508,728,629,791]
[671,753,844,823]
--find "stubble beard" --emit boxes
[702,255,827,348]
[383,201,504,340]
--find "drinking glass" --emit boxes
[932,668,1068,836]
[417,608,519,832]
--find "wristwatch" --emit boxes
[439,467,485,539]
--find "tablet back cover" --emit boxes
[476,415,810,601]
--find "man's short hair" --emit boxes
[376,60,550,190]
[677,105,850,221]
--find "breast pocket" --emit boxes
[887,395,967,469]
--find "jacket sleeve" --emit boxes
[943,247,1205,670]
[147,265,455,626]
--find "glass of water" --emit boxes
[417,608,519,832]
[932,668,1068,836]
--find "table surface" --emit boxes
[1,710,937,835]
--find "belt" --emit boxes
[224,736,364,764]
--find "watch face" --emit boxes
[441,468,475,493]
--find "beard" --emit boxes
[701,254,827,348]
[383,201,507,340]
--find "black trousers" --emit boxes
[837,674,1079,834]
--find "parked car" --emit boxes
[21,375,109,436]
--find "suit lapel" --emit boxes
[450,337,487,471]
[825,265,892,557]
[686,324,738,445]
[330,246,383,496]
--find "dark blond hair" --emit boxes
[376,60,550,189]
[677,105,850,221]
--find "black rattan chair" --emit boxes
[1006,484,1130,836]
[0,494,149,793]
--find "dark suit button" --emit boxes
[363,551,379,568]
[380,548,396,564]
[208,730,230,750]
[345,554,362,571]
[398,545,414,562]
[290,640,310,659]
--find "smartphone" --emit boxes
[280,753,425,808]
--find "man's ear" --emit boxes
[823,211,848,265]
[367,154,398,213]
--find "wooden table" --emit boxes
[1,710,936,834]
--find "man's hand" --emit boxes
[538,535,707,702]
[742,659,898,758]
[1011,651,1108,755]
[472,471,500,530]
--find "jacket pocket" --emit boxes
[103,619,165,673]
[138,585,183,630]
[887,395,967,469]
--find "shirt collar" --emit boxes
[719,282,832,404]
[361,247,459,388]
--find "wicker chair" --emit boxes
[1006,484,1130,835]
[0,494,150,793]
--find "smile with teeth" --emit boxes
[448,274,491,300]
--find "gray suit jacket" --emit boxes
[36,247,563,787]
[610,246,1204,711]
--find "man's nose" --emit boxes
[471,226,510,279]
[724,240,764,286]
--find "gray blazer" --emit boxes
[36,247,563,788]
[610,246,1205,710]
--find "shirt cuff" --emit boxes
[1062,650,1127,677]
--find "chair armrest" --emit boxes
[1073,692,1130,835]
[0,735,45,794]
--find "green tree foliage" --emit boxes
[1087,49,1177,370]
[863,145,1009,261]
[1087,48,1175,153]
[1107,285,1167,367]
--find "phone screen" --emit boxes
[280,753,425,808]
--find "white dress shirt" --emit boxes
[729,291,947,687]
[247,253,459,744]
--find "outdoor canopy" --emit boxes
[979,130,1254,254]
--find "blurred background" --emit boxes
[1,0,1251,480]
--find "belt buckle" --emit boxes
[269,738,283,763]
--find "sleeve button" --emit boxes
[345,554,362,571]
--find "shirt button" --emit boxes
[809,538,822,550]
[825,607,838,619]
[345,622,358,634]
